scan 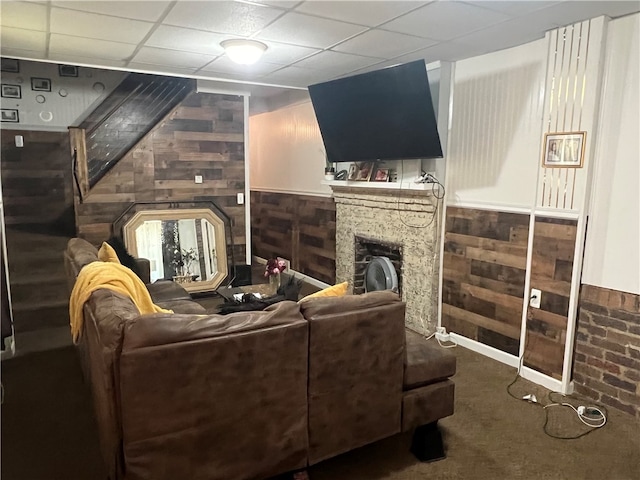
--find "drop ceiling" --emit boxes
[2,0,639,95]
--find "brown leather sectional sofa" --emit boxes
[64,237,456,480]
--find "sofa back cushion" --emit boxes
[118,301,309,480]
[83,289,141,480]
[301,291,406,465]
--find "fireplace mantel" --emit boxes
[322,179,439,193]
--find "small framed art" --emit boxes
[1,109,19,123]
[1,58,19,73]
[1,84,21,99]
[31,77,52,92]
[58,65,79,77]
[542,132,586,168]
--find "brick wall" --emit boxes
[573,284,640,418]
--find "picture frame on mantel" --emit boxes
[355,162,374,181]
[542,131,586,168]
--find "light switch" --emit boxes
[237,192,244,205]
[194,175,203,184]
[15,135,23,147]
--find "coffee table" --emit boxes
[215,283,275,302]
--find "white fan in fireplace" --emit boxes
[364,256,399,292]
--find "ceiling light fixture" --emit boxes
[220,39,268,65]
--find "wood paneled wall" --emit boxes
[75,92,247,261]
[251,191,335,285]
[524,216,577,379]
[442,207,529,356]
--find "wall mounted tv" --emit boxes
[308,60,443,163]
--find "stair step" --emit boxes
[12,302,69,334]
[13,326,73,355]
[10,279,70,306]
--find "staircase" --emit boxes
[6,229,72,353]
[80,73,194,186]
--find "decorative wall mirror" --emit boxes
[123,208,228,293]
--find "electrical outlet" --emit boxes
[435,327,450,342]
[194,175,203,184]
[530,288,541,309]
[237,192,244,205]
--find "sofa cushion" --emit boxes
[67,237,99,271]
[300,281,348,300]
[147,280,191,303]
[404,329,456,390]
[98,242,121,264]
[122,300,305,351]
[155,299,207,314]
[299,290,400,319]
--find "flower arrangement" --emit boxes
[265,257,287,277]
[173,247,198,275]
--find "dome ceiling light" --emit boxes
[220,39,268,65]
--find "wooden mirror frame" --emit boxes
[123,208,228,293]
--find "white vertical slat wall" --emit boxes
[532,17,608,393]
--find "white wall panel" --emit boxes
[249,100,330,196]
[446,39,546,208]
[583,14,640,295]
[0,60,124,131]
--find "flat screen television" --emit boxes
[308,60,442,163]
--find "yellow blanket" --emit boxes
[69,261,172,343]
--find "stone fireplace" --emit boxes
[332,186,441,335]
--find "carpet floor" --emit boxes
[2,342,638,480]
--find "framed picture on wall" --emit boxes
[58,64,79,77]
[1,109,19,123]
[31,77,51,92]
[1,58,19,73]
[542,132,586,168]
[1,84,21,99]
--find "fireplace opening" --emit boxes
[354,236,402,295]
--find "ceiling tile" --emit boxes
[534,1,640,28]
[0,27,47,52]
[465,1,560,17]
[248,0,301,8]
[0,47,46,61]
[199,56,281,76]
[127,62,199,75]
[0,1,47,31]
[163,1,284,36]
[47,54,128,69]
[49,34,138,61]
[454,14,556,54]
[255,11,367,48]
[293,50,383,75]
[131,46,217,69]
[146,25,229,56]
[260,65,334,88]
[50,8,155,44]
[333,29,436,58]
[381,1,510,42]
[51,1,172,22]
[294,1,423,27]
[260,40,320,65]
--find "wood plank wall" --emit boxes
[1,130,74,232]
[524,216,577,379]
[75,92,247,261]
[251,191,336,285]
[442,207,529,356]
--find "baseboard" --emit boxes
[449,333,520,368]
[449,332,571,393]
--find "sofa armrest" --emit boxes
[134,258,151,284]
